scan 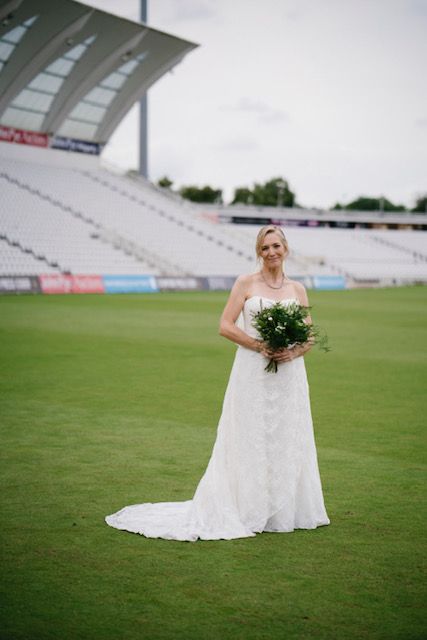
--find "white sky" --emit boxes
[84,0,427,209]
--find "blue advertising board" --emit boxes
[51,136,102,155]
[312,275,346,290]
[103,275,158,293]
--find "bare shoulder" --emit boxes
[235,272,258,284]
[291,279,307,293]
[222,272,256,318]
[290,279,309,304]
[233,272,258,292]
[234,273,252,285]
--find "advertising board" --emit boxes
[0,125,49,147]
[50,136,102,155]
[103,275,158,294]
[156,276,207,291]
[0,275,40,294]
[207,276,236,291]
[312,275,346,290]
[39,274,104,294]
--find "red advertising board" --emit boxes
[39,274,104,294]
[72,274,104,293]
[0,125,49,148]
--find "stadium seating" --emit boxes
[0,145,426,283]
[0,235,58,275]
[0,154,257,276]
[235,224,427,281]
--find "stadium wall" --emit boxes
[0,274,347,295]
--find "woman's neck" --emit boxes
[261,266,286,281]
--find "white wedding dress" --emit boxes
[105,296,330,541]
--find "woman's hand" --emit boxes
[264,344,305,363]
[252,339,269,356]
[273,347,300,363]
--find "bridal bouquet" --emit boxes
[251,301,329,373]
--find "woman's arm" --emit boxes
[295,281,314,355]
[219,276,264,353]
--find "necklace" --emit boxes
[260,271,286,290]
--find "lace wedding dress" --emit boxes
[105,296,330,541]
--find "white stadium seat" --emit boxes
[1,148,426,283]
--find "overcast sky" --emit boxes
[84,0,427,209]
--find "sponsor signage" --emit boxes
[0,125,49,147]
[271,218,311,227]
[207,276,236,291]
[156,276,207,291]
[232,216,271,226]
[0,273,350,294]
[0,275,40,294]
[71,274,104,293]
[40,274,73,294]
[312,275,346,290]
[103,275,158,294]
[50,136,102,155]
[40,274,104,294]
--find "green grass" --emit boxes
[0,287,426,640]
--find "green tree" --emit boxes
[412,195,427,213]
[339,197,406,212]
[179,185,223,204]
[157,176,173,189]
[232,187,253,205]
[231,177,295,207]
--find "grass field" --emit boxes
[0,287,426,640]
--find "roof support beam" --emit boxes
[98,32,197,142]
[0,0,93,116]
[45,21,145,133]
[0,0,24,23]
[0,0,198,146]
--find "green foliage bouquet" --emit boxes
[251,301,329,373]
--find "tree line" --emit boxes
[156,175,427,213]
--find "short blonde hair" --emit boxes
[255,225,289,258]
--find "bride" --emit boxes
[105,225,330,541]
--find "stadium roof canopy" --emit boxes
[0,0,197,144]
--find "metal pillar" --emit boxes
[139,0,148,178]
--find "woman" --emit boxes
[106,225,330,540]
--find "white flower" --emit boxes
[268,316,273,321]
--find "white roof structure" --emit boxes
[0,0,197,143]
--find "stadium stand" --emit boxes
[233,225,427,282]
[0,146,258,276]
[1,143,426,287]
[0,0,425,291]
